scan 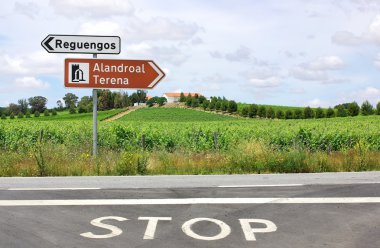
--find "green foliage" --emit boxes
[10,113,15,119]
[63,93,79,108]
[221,100,228,112]
[34,111,40,117]
[326,108,335,118]
[304,106,314,119]
[179,92,186,102]
[377,102,380,115]
[17,112,24,119]
[191,98,199,108]
[1,114,6,120]
[28,96,47,113]
[361,100,374,116]
[336,105,347,117]
[294,109,303,119]
[276,109,284,119]
[228,100,237,113]
[52,110,57,116]
[69,106,77,114]
[248,104,258,118]
[44,109,50,117]
[267,107,275,119]
[241,107,249,117]
[285,110,293,119]
[258,106,266,118]
[348,102,360,117]
[315,107,325,119]
[202,100,210,110]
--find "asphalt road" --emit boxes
[0,172,379,248]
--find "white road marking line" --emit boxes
[218,184,304,188]
[0,197,379,206]
[7,188,100,191]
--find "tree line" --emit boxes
[0,90,147,119]
[180,93,380,119]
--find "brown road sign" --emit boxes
[64,58,165,89]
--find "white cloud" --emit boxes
[14,77,49,90]
[374,53,380,68]
[248,77,281,88]
[0,51,62,76]
[49,0,134,18]
[126,43,189,66]
[333,15,380,46]
[225,46,251,62]
[126,17,202,43]
[291,56,344,81]
[14,1,39,19]
[307,98,329,108]
[79,21,123,36]
[356,87,380,103]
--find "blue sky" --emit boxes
[0,0,380,108]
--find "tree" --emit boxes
[25,110,31,118]
[202,100,210,110]
[28,96,47,113]
[34,111,40,117]
[326,108,335,118]
[98,90,113,110]
[361,100,374,115]
[347,102,360,117]
[285,109,293,119]
[241,107,249,117]
[17,112,24,118]
[221,100,229,112]
[208,100,216,110]
[258,106,266,118]
[63,93,78,108]
[10,113,15,119]
[304,106,314,119]
[276,109,284,119]
[44,109,50,117]
[336,105,347,117]
[248,104,258,118]
[78,96,92,113]
[377,102,380,115]
[294,109,303,119]
[315,107,325,118]
[157,97,167,106]
[8,103,21,115]
[56,100,64,110]
[69,105,77,114]
[186,96,193,107]
[267,107,275,119]
[18,99,28,114]
[215,101,222,111]
[191,98,199,108]
[228,100,238,113]
[179,92,186,102]
[198,95,207,105]
[113,92,123,109]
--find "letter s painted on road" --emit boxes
[80,216,128,239]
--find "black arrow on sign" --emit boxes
[42,36,54,51]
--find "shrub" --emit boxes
[267,107,275,119]
[10,113,15,119]
[69,106,77,114]
[361,100,374,115]
[293,109,303,119]
[17,112,24,118]
[116,152,148,176]
[285,110,293,119]
[215,101,222,111]
[315,107,325,118]
[228,100,238,113]
[241,107,249,117]
[52,110,57,116]
[26,110,31,118]
[336,105,347,117]
[191,98,199,108]
[276,109,284,119]
[248,104,258,118]
[202,100,209,110]
[258,106,266,118]
[44,109,50,117]
[221,100,228,112]
[1,113,6,120]
[348,102,360,117]
[34,111,40,117]
[304,106,314,119]
[326,108,335,118]
[377,102,380,115]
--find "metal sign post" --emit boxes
[92,54,98,157]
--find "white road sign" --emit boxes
[41,34,121,54]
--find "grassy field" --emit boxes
[0,107,379,176]
[1,109,125,121]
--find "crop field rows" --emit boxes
[0,108,379,176]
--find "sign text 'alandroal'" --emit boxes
[64,58,165,89]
